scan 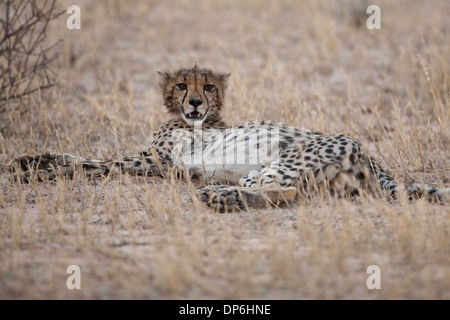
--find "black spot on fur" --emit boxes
[280,140,290,149]
[83,164,100,170]
[356,172,365,180]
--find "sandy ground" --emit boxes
[0,0,449,299]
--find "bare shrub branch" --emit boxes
[0,0,64,131]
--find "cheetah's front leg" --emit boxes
[196,185,296,212]
[8,152,169,182]
[8,153,98,182]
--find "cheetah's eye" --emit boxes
[203,85,214,92]
[177,83,188,90]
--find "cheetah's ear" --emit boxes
[156,71,172,89]
[218,73,231,89]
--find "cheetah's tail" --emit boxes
[404,184,450,203]
[368,159,449,203]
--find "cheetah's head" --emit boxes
[157,65,230,126]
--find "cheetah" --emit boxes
[9,65,449,212]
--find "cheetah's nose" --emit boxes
[189,98,203,108]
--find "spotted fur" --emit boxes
[9,66,449,212]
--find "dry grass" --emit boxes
[0,0,449,299]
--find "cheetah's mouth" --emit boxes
[185,111,204,120]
